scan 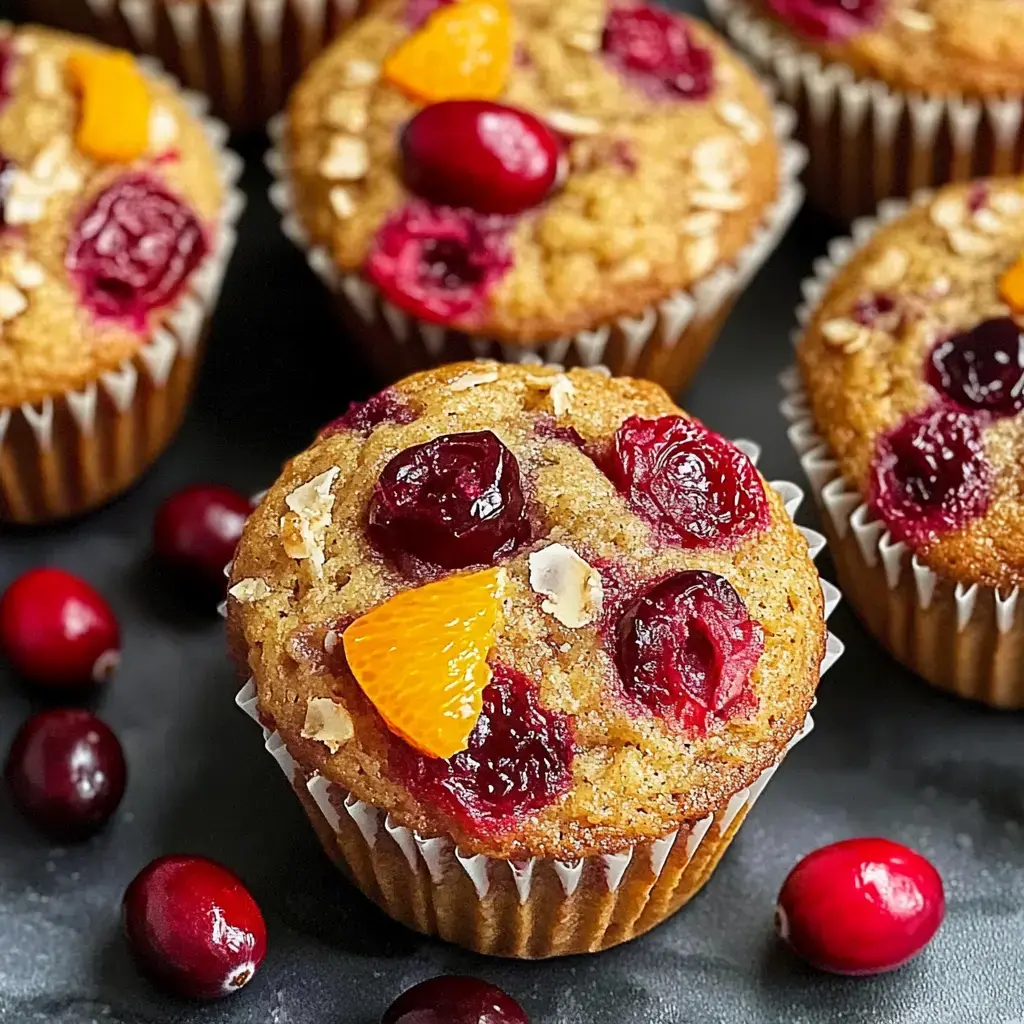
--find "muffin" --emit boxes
[267,0,805,394]
[227,362,841,957]
[0,26,243,523]
[708,0,1024,220]
[785,179,1024,706]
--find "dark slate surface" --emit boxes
[2,36,1024,1024]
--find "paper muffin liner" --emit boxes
[781,194,1024,706]
[264,105,806,395]
[229,451,845,957]
[706,0,1024,222]
[0,65,246,525]
[19,0,364,132]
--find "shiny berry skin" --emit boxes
[319,388,417,438]
[602,415,769,549]
[927,317,1024,418]
[776,838,945,976]
[401,101,561,216]
[764,0,884,41]
[383,976,529,1024]
[870,405,991,547]
[0,568,120,688]
[123,855,267,1000]
[4,709,127,839]
[153,485,251,588]
[368,430,529,573]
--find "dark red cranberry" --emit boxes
[405,0,453,27]
[616,570,764,734]
[0,568,120,688]
[368,430,529,573]
[383,977,529,1024]
[153,485,251,588]
[870,405,991,547]
[365,202,512,326]
[392,664,574,835]
[777,838,945,975]
[401,101,561,216]
[602,415,769,549]
[0,39,12,113]
[66,174,208,330]
[4,709,126,839]
[319,387,417,438]
[602,4,715,100]
[123,855,267,1000]
[927,317,1024,418]
[764,0,884,40]
[852,292,898,328]
[966,181,989,213]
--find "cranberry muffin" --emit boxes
[787,178,1024,706]
[0,25,242,523]
[227,362,838,957]
[268,0,805,393]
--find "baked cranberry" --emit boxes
[0,568,120,688]
[602,415,769,549]
[852,292,899,329]
[66,173,208,330]
[368,430,529,573]
[123,855,267,1000]
[927,317,1024,418]
[616,570,763,734]
[4,709,126,839]
[366,202,512,326]
[383,977,529,1024]
[535,416,586,450]
[0,40,12,112]
[764,0,884,40]
[405,0,453,27]
[870,405,991,547]
[319,387,417,438]
[966,181,989,213]
[393,664,574,835]
[602,4,715,100]
[401,101,561,216]
[777,838,945,975]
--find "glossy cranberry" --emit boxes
[927,317,1024,418]
[123,855,267,1000]
[602,4,715,100]
[401,101,561,216]
[383,977,529,1024]
[393,664,574,834]
[0,568,120,688]
[777,838,945,975]
[4,709,126,839]
[153,485,251,588]
[366,202,512,326]
[368,430,529,573]
[67,174,208,330]
[405,0,453,27]
[870,405,991,547]
[764,0,884,41]
[602,415,769,549]
[319,387,417,438]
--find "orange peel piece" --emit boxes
[999,255,1024,313]
[342,567,506,759]
[384,0,513,103]
[68,50,152,163]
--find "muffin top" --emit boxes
[284,0,782,343]
[0,25,225,408]
[228,363,825,860]
[799,179,1024,590]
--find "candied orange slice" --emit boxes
[342,567,506,758]
[68,50,152,163]
[384,0,513,103]
[999,255,1024,313]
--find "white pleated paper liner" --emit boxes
[781,195,1024,706]
[0,62,246,523]
[264,102,807,393]
[706,0,1024,222]
[229,447,845,957]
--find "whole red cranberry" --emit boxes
[66,174,208,330]
[319,387,417,438]
[123,855,267,1000]
[4,709,127,839]
[764,0,884,40]
[401,101,561,216]
[383,976,529,1024]
[0,568,120,688]
[365,202,512,326]
[602,415,769,549]
[777,837,945,975]
[153,485,251,588]
[368,431,529,573]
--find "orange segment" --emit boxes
[68,50,152,163]
[342,568,506,758]
[1000,255,1024,313]
[384,0,513,103]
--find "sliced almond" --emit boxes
[0,283,27,322]
[280,467,340,578]
[930,193,965,230]
[690,189,746,212]
[566,30,600,51]
[549,374,576,416]
[324,93,369,133]
[228,578,271,603]
[863,246,909,290]
[342,59,380,86]
[329,186,357,219]
[691,135,741,174]
[320,135,369,181]
[613,255,652,282]
[685,235,719,278]
[971,208,1003,235]
[680,210,722,237]
[450,368,499,391]
[546,109,602,137]
[946,227,991,256]
[301,697,354,753]
[529,543,603,628]
[149,104,179,151]
[716,100,764,144]
[896,8,935,31]
[33,57,61,97]
[7,254,45,291]
[990,191,1024,217]
[821,317,868,353]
